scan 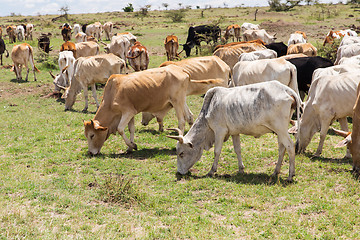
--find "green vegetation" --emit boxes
[0,4,360,239]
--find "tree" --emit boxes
[123,3,134,12]
[59,5,70,19]
[162,3,169,10]
[268,0,302,11]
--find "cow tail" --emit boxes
[5,49,9,58]
[28,46,40,72]
[199,87,217,118]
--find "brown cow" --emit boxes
[6,26,16,43]
[287,42,317,57]
[60,41,76,58]
[127,41,149,71]
[224,24,241,42]
[11,43,40,81]
[323,29,357,46]
[61,25,72,41]
[213,39,265,52]
[164,35,180,61]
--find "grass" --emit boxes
[1,3,360,239]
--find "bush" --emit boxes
[165,9,187,23]
[123,3,134,12]
[316,38,341,63]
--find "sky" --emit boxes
[0,0,340,17]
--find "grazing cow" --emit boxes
[338,55,360,65]
[238,49,277,61]
[0,38,9,65]
[61,25,72,41]
[213,42,266,70]
[265,42,288,57]
[63,53,126,112]
[83,64,191,154]
[182,25,221,57]
[73,24,81,35]
[127,41,149,72]
[334,82,360,173]
[287,33,306,46]
[25,24,34,40]
[114,32,137,44]
[75,41,99,58]
[339,36,360,47]
[142,56,232,130]
[243,29,276,44]
[103,22,113,40]
[75,32,87,43]
[233,58,300,97]
[334,43,360,65]
[294,31,307,39]
[164,35,180,61]
[240,22,260,33]
[11,43,40,81]
[224,24,241,42]
[6,26,16,43]
[286,56,333,99]
[60,41,76,58]
[323,29,358,46]
[104,33,136,62]
[167,81,300,182]
[287,42,317,57]
[85,22,102,40]
[37,33,51,53]
[16,25,25,41]
[294,71,360,158]
[50,51,76,91]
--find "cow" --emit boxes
[287,33,306,46]
[61,25,72,41]
[279,53,308,60]
[16,25,25,41]
[167,81,300,182]
[214,39,266,52]
[103,22,113,40]
[339,36,360,47]
[182,25,221,57]
[286,56,333,99]
[11,43,40,81]
[265,42,288,57]
[0,38,9,65]
[294,31,307,40]
[233,58,300,98]
[114,32,137,44]
[334,43,360,65]
[243,29,276,45]
[142,56,232,130]
[75,32,87,43]
[164,35,180,61]
[85,22,102,40]
[323,29,358,46]
[25,24,34,40]
[50,51,76,92]
[0,26,2,39]
[333,82,360,173]
[127,41,149,72]
[83,64,192,154]
[37,33,51,53]
[294,71,360,158]
[213,42,266,70]
[62,53,126,112]
[240,22,260,33]
[338,55,360,65]
[6,26,16,43]
[238,49,277,61]
[75,41,99,58]
[73,24,81,35]
[224,24,241,42]
[103,33,136,62]
[287,42,317,57]
[60,41,76,58]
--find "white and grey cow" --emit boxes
[51,51,76,92]
[334,43,360,65]
[168,81,301,182]
[238,49,277,61]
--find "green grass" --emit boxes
[1,4,360,239]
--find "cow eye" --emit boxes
[179,152,184,158]
[90,134,95,140]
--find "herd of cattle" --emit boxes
[1,20,360,180]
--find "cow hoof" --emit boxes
[82,108,88,113]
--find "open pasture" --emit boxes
[1,4,360,239]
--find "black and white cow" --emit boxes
[0,38,9,65]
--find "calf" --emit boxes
[0,38,9,65]
[103,22,113,40]
[16,25,25,41]
[167,81,300,182]
[11,43,40,81]
[127,41,149,72]
[25,24,34,40]
[50,51,76,91]
[6,26,16,43]
[164,35,180,61]
[224,24,241,42]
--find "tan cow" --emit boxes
[287,43,317,57]
[164,35,180,61]
[127,41,149,72]
[25,24,34,40]
[83,64,191,154]
[11,43,40,81]
[224,24,241,42]
[243,29,276,44]
[75,32,86,43]
[6,26,16,43]
[60,41,76,58]
[75,41,99,59]
[62,53,126,112]
[103,33,137,62]
[85,22,102,40]
[334,82,360,173]
[103,22,113,40]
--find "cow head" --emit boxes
[182,42,194,58]
[84,120,109,155]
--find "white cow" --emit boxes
[294,71,360,158]
[103,22,113,40]
[233,58,300,97]
[287,33,306,46]
[167,81,301,182]
[238,49,277,61]
[25,24,34,40]
[86,22,102,40]
[240,22,260,33]
[75,32,87,43]
[334,43,360,65]
[16,25,25,41]
[339,36,360,47]
[75,41,100,58]
[104,33,137,62]
[243,29,276,44]
[73,24,81,35]
[51,51,76,92]
[338,55,360,65]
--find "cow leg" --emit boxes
[208,130,227,176]
[338,117,351,158]
[172,101,186,133]
[274,133,295,182]
[117,111,137,152]
[232,135,245,173]
[82,86,90,112]
[315,118,332,157]
[25,64,30,82]
[128,117,135,143]
[184,102,194,126]
[91,84,100,110]
[0,54,2,65]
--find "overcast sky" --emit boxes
[0,0,339,17]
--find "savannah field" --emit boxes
[1,3,360,239]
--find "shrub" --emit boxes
[316,38,341,63]
[123,3,134,12]
[165,9,187,22]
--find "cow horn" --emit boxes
[54,82,67,91]
[49,71,56,79]
[166,135,184,144]
[100,41,108,46]
[166,128,183,136]
[331,128,351,138]
[61,66,69,73]
[178,49,184,55]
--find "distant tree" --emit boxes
[165,9,187,22]
[162,3,169,10]
[59,5,70,19]
[268,0,302,11]
[123,3,134,12]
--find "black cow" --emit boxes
[286,56,333,99]
[38,33,51,53]
[265,42,288,57]
[82,24,88,34]
[61,25,71,41]
[0,38,9,65]
[182,25,221,57]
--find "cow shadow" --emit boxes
[10,78,27,83]
[91,147,177,160]
[138,128,160,135]
[65,108,97,115]
[304,152,351,164]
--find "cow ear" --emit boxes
[288,126,297,134]
[187,142,193,148]
[335,136,351,148]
